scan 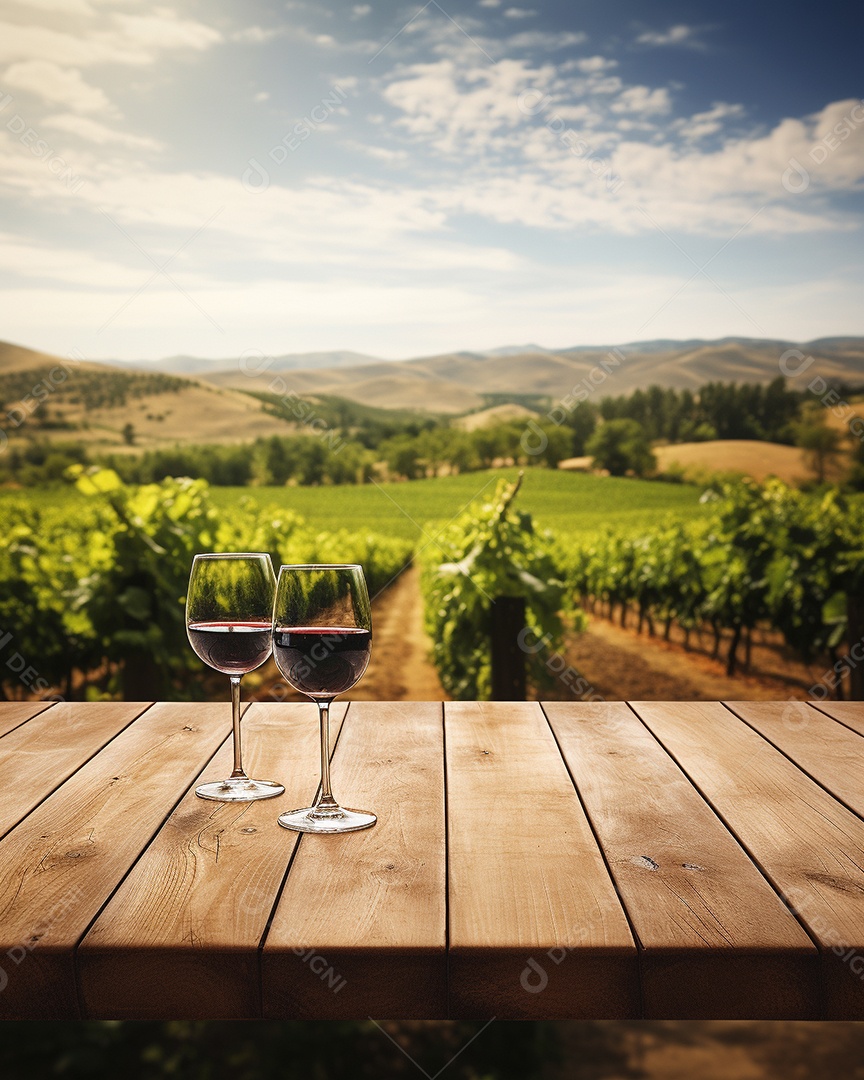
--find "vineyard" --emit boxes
[3,468,864,703]
[417,475,864,700]
[419,476,580,699]
[562,480,864,687]
[0,468,411,701]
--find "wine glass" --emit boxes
[272,563,376,833]
[186,552,285,802]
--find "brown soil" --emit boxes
[558,614,835,702]
[549,1021,864,1079]
[248,570,843,705]
[249,565,448,704]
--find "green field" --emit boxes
[211,469,708,538]
[0,469,709,539]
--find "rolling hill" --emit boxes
[3,335,864,450]
[195,337,864,413]
[0,340,303,450]
[109,350,383,377]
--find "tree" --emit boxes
[380,434,423,479]
[792,404,843,482]
[567,402,597,455]
[121,422,136,446]
[586,419,655,477]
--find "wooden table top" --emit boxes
[1,698,864,1020]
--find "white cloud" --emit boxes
[503,8,536,18]
[4,60,113,113]
[479,0,501,7]
[636,25,704,48]
[233,26,284,44]
[0,11,222,67]
[0,5,859,358]
[505,31,587,51]
[0,233,156,289]
[675,102,745,141]
[110,12,222,51]
[43,113,162,150]
[383,57,553,153]
[610,85,671,116]
[572,55,617,73]
[6,0,95,15]
[352,4,371,16]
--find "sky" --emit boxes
[0,0,862,362]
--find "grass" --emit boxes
[209,468,709,539]
[0,469,709,540]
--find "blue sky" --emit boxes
[0,0,862,361]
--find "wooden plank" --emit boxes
[544,701,818,1019]
[811,701,864,738]
[632,701,864,1020]
[0,700,55,739]
[728,701,864,819]
[445,701,637,1019]
[0,702,150,839]
[78,702,347,1020]
[0,701,233,1019]
[262,701,447,1020]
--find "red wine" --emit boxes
[273,626,371,697]
[187,621,272,674]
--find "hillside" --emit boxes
[651,440,819,484]
[196,337,864,413]
[0,341,299,450]
[453,403,539,430]
[4,335,864,446]
[110,349,382,377]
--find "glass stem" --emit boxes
[229,675,248,779]
[315,700,341,815]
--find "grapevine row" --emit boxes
[561,479,864,680]
[0,467,412,701]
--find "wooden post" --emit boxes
[490,596,527,701]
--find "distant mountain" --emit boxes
[109,350,384,376]
[480,343,551,358]
[4,337,864,442]
[195,337,864,413]
[0,340,307,449]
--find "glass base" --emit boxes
[277,805,377,833]
[195,777,285,802]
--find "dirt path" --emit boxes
[353,565,449,701]
[251,569,834,704]
[251,565,448,703]
[547,1021,864,1079]
[561,615,832,701]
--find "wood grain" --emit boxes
[0,701,232,1019]
[811,701,864,738]
[0,702,149,839]
[446,701,637,1019]
[263,701,447,1020]
[544,701,817,1018]
[727,701,864,818]
[0,701,56,739]
[632,700,864,1019]
[78,702,346,1020]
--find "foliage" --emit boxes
[792,402,844,482]
[595,376,805,443]
[586,419,656,477]
[0,1021,582,1080]
[2,468,711,541]
[0,469,411,701]
[564,478,864,677]
[0,367,185,418]
[419,476,582,699]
